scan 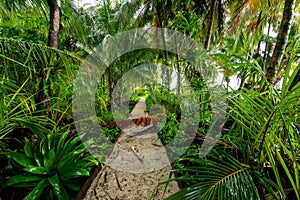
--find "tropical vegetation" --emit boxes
[0,0,299,199]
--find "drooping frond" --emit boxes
[165,151,265,200]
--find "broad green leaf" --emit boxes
[2,174,42,188]
[44,149,56,170]
[4,182,40,188]
[9,151,34,168]
[33,147,43,167]
[47,134,56,151]
[44,157,53,171]
[24,178,48,200]
[48,174,71,200]
[24,138,33,158]
[47,149,56,162]
[63,136,81,154]
[41,139,48,156]
[56,131,68,153]
[60,166,90,178]
[57,146,86,169]
[24,166,47,174]
[60,179,84,191]
[48,174,61,197]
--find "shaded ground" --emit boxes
[81,98,179,199]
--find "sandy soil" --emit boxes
[82,98,180,200]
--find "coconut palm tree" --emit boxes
[47,0,61,48]
[84,0,145,105]
[204,0,217,50]
[266,0,297,84]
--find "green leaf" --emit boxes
[44,158,53,171]
[4,182,40,188]
[33,147,43,167]
[275,149,300,200]
[41,139,48,156]
[9,151,34,168]
[253,171,280,200]
[47,149,56,162]
[24,166,47,174]
[24,178,48,200]
[60,166,90,179]
[2,174,42,188]
[61,179,84,191]
[166,151,261,200]
[62,136,81,155]
[44,149,56,170]
[43,78,49,96]
[15,119,51,139]
[6,78,29,109]
[56,145,86,170]
[48,174,71,200]
[56,131,68,154]
[264,141,284,193]
[47,134,56,151]
[48,174,61,196]
[24,138,33,158]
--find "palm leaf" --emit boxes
[165,151,264,200]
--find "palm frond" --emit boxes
[165,151,266,200]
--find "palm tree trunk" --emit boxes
[155,9,170,90]
[108,64,114,109]
[174,35,181,95]
[47,0,61,48]
[36,0,61,114]
[119,65,124,107]
[266,0,296,84]
[204,0,217,50]
[217,0,223,36]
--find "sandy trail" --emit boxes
[82,98,179,200]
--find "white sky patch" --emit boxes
[74,0,97,9]
[263,25,277,38]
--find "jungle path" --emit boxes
[82,98,180,200]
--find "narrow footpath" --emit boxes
[82,98,180,200]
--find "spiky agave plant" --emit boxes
[2,128,97,200]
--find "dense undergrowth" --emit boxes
[1,45,299,199]
[0,0,300,199]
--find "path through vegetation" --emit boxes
[82,98,180,199]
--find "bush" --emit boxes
[2,128,97,200]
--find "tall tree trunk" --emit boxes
[204,0,217,50]
[36,0,61,114]
[47,0,61,48]
[108,64,114,109]
[217,0,223,36]
[266,0,296,84]
[119,65,124,107]
[174,35,181,95]
[154,8,170,90]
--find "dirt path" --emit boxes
[82,98,180,200]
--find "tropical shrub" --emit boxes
[166,150,280,200]
[2,128,97,200]
[164,49,300,199]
